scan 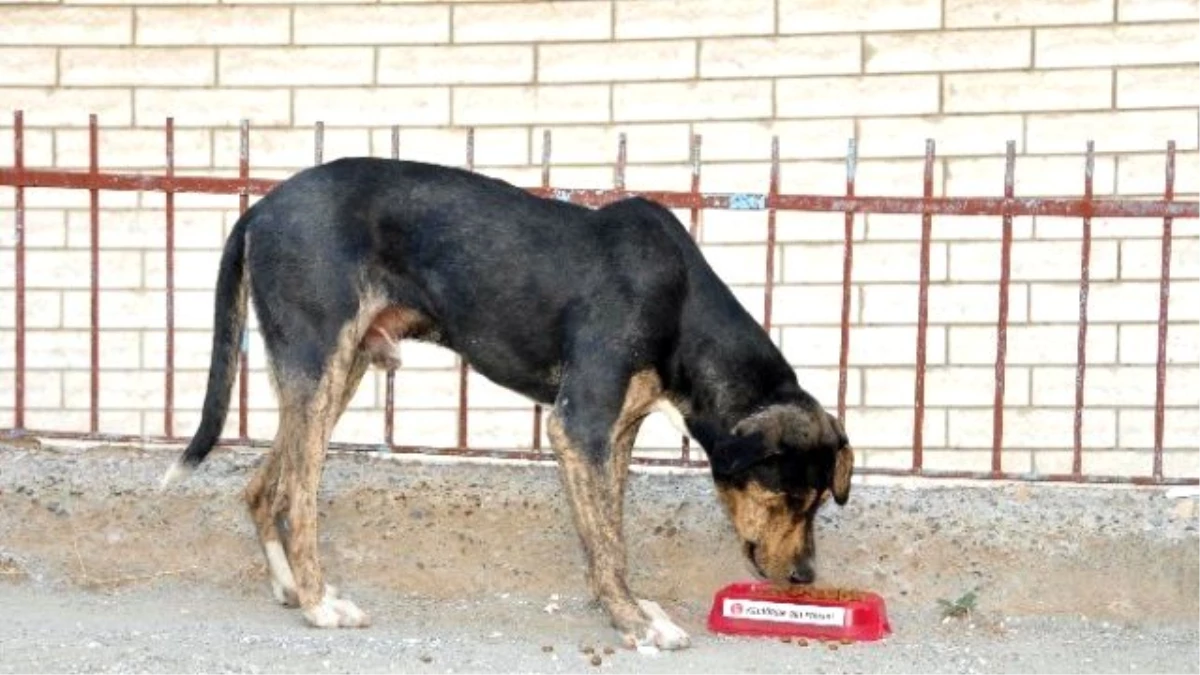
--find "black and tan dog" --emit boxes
[162,158,854,651]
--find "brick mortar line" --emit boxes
[609,0,617,43]
[22,35,1200,59]
[9,12,1200,40]
[8,105,1198,126]
[32,155,1200,175]
[15,11,1200,36]
[32,64,1200,86]
[49,67,865,85]
[10,23,1190,51]
[28,120,1172,136]
[858,33,868,76]
[104,21,1200,46]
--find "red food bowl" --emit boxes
[707,582,892,642]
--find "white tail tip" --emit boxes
[159,460,192,490]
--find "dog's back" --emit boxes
[244,157,697,404]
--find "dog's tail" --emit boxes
[161,212,252,489]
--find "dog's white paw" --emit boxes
[629,599,691,653]
[271,577,298,607]
[302,589,370,629]
[330,596,370,628]
[303,600,342,628]
[265,541,298,606]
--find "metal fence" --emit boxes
[2,111,1197,486]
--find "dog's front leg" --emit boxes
[548,410,690,652]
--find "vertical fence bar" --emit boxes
[456,129,475,449]
[837,139,858,424]
[991,141,1017,477]
[88,114,100,434]
[688,134,702,240]
[1153,141,1176,482]
[763,137,779,333]
[164,118,177,437]
[237,120,250,440]
[1072,142,1095,478]
[615,131,627,191]
[12,111,25,431]
[314,121,324,165]
[384,126,399,448]
[912,140,936,474]
[682,133,702,463]
[532,130,551,452]
[540,130,552,193]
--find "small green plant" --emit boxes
[937,588,978,621]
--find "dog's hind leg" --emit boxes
[278,332,372,629]
[246,351,369,621]
[245,437,295,606]
[312,350,369,604]
[245,300,376,626]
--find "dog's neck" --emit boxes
[663,332,811,454]
[654,223,820,456]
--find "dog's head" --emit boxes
[708,404,854,585]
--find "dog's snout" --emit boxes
[788,561,814,585]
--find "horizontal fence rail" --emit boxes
[2,111,1197,486]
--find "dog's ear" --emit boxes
[826,414,854,506]
[738,404,838,451]
[708,431,774,479]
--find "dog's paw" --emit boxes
[330,596,371,628]
[271,577,299,607]
[626,599,691,653]
[264,541,298,606]
[302,589,370,629]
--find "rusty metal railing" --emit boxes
[2,111,1197,485]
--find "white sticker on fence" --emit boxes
[722,598,846,626]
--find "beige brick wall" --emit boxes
[0,0,1197,479]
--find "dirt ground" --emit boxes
[0,443,1197,673]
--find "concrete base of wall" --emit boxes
[1,443,1196,622]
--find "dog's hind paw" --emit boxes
[627,599,691,653]
[302,590,371,629]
